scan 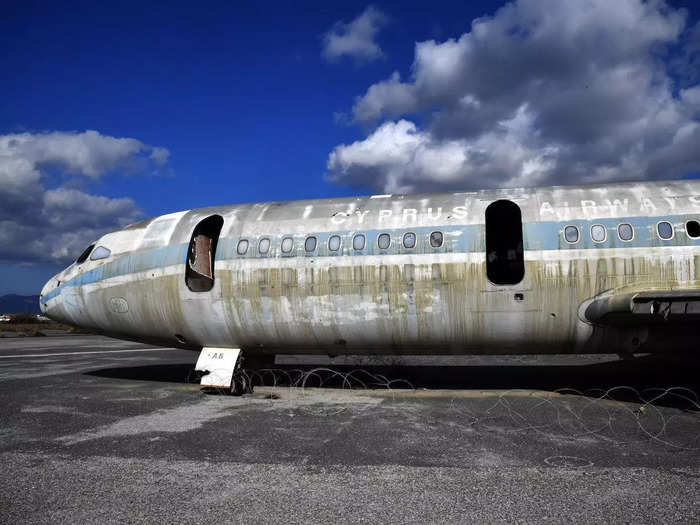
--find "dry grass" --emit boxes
[0,323,89,336]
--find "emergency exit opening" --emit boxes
[186,215,224,292]
[485,200,524,285]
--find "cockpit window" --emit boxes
[75,244,95,264]
[90,246,111,261]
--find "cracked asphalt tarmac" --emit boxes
[1,334,699,523]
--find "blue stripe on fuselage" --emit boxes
[42,214,700,302]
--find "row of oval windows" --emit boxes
[236,231,445,256]
[81,220,700,263]
[563,220,700,244]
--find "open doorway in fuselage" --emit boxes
[485,200,525,285]
[185,215,224,292]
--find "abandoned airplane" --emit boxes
[40,179,700,393]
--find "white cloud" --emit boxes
[0,130,163,177]
[328,109,559,193]
[328,0,700,192]
[0,130,168,265]
[353,71,418,121]
[150,146,170,165]
[322,6,388,63]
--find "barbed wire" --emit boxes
[451,385,700,450]
[189,367,700,450]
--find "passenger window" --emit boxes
[590,224,606,243]
[563,225,579,244]
[76,244,95,264]
[657,221,673,240]
[430,231,443,248]
[377,233,391,250]
[328,235,341,251]
[90,246,111,261]
[305,236,317,252]
[281,237,294,253]
[618,223,634,241]
[353,234,365,250]
[403,232,416,248]
[236,239,249,255]
[686,220,700,238]
[258,238,270,254]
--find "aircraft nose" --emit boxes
[39,274,61,317]
[39,280,49,314]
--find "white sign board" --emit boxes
[195,347,241,388]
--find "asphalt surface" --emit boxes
[1,335,699,523]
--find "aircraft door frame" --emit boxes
[185,215,224,292]
[484,199,525,286]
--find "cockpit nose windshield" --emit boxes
[73,243,112,265]
[75,244,95,264]
[39,239,113,320]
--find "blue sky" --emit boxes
[1,0,699,295]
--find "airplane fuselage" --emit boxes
[40,180,700,357]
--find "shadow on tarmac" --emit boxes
[85,354,700,410]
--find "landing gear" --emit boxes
[229,369,252,396]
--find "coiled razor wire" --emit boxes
[243,367,415,390]
[450,385,700,450]
[192,367,700,450]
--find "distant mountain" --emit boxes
[0,295,41,314]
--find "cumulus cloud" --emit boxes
[322,6,388,63]
[150,146,170,165]
[327,0,700,192]
[0,130,168,265]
